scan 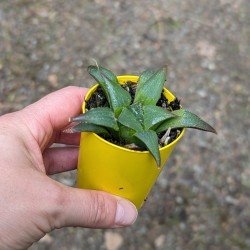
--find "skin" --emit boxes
[0,86,137,250]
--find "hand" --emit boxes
[0,86,137,250]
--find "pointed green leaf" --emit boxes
[134,68,166,105]
[128,102,144,125]
[143,105,176,130]
[134,130,161,167]
[117,108,143,132]
[137,70,156,85]
[70,123,110,137]
[156,109,217,134]
[88,66,131,116]
[70,107,119,131]
[88,65,119,84]
[119,125,137,144]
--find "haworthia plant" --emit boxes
[70,66,217,167]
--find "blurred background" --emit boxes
[0,0,250,249]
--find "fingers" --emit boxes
[54,131,81,145]
[51,186,138,229]
[43,147,79,175]
[29,86,88,129]
[19,86,88,148]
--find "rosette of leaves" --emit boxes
[70,66,216,167]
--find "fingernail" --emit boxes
[115,199,138,227]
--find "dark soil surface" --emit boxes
[86,83,182,147]
[1,1,250,249]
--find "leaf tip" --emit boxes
[211,127,218,134]
[157,159,161,168]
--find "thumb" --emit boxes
[52,185,138,229]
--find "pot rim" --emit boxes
[82,75,185,154]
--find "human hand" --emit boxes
[0,86,137,250]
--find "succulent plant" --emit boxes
[70,66,216,167]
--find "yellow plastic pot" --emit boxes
[76,76,185,209]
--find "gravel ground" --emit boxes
[1,0,250,249]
